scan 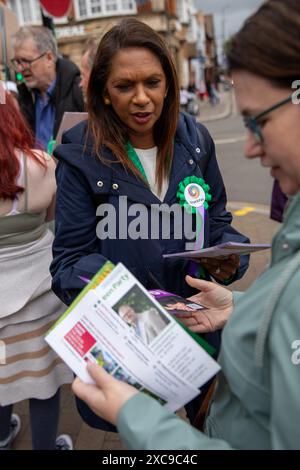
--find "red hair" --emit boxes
[0,90,46,199]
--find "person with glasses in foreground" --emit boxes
[72,0,300,449]
[11,26,84,151]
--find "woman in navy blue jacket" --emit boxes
[51,18,249,429]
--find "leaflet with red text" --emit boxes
[46,263,220,411]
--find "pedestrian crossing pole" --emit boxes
[40,6,55,36]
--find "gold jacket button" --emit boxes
[97,180,103,187]
[112,183,119,190]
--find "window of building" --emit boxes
[105,0,118,12]
[90,0,102,14]
[7,0,42,25]
[21,0,32,23]
[78,0,88,17]
[8,0,17,16]
[74,0,136,19]
[176,0,189,24]
[121,0,135,10]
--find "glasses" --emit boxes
[243,94,293,144]
[11,52,47,70]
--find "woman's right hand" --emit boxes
[72,362,138,425]
[175,275,234,333]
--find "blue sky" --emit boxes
[195,0,265,58]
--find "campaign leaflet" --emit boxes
[46,263,220,411]
[149,289,205,316]
[163,242,271,260]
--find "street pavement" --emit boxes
[200,91,275,206]
[12,93,281,450]
[198,91,233,122]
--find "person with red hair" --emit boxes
[0,86,73,450]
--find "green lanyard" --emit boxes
[125,140,149,184]
[125,140,172,186]
[47,139,56,156]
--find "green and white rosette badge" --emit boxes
[177,176,212,250]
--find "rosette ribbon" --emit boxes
[177,176,212,250]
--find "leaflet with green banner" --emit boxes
[46,262,220,411]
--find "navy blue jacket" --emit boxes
[51,112,249,306]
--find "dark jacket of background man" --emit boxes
[18,57,84,139]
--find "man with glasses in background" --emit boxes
[11,26,84,151]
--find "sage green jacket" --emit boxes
[117,194,300,450]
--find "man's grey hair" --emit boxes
[12,26,58,60]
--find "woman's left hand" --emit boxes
[175,276,233,333]
[72,362,138,425]
[198,254,240,282]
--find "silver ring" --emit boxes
[215,267,221,274]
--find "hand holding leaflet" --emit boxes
[149,289,206,315]
[46,262,220,411]
[72,362,139,427]
[176,276,234,333]
[199,254,240,282]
